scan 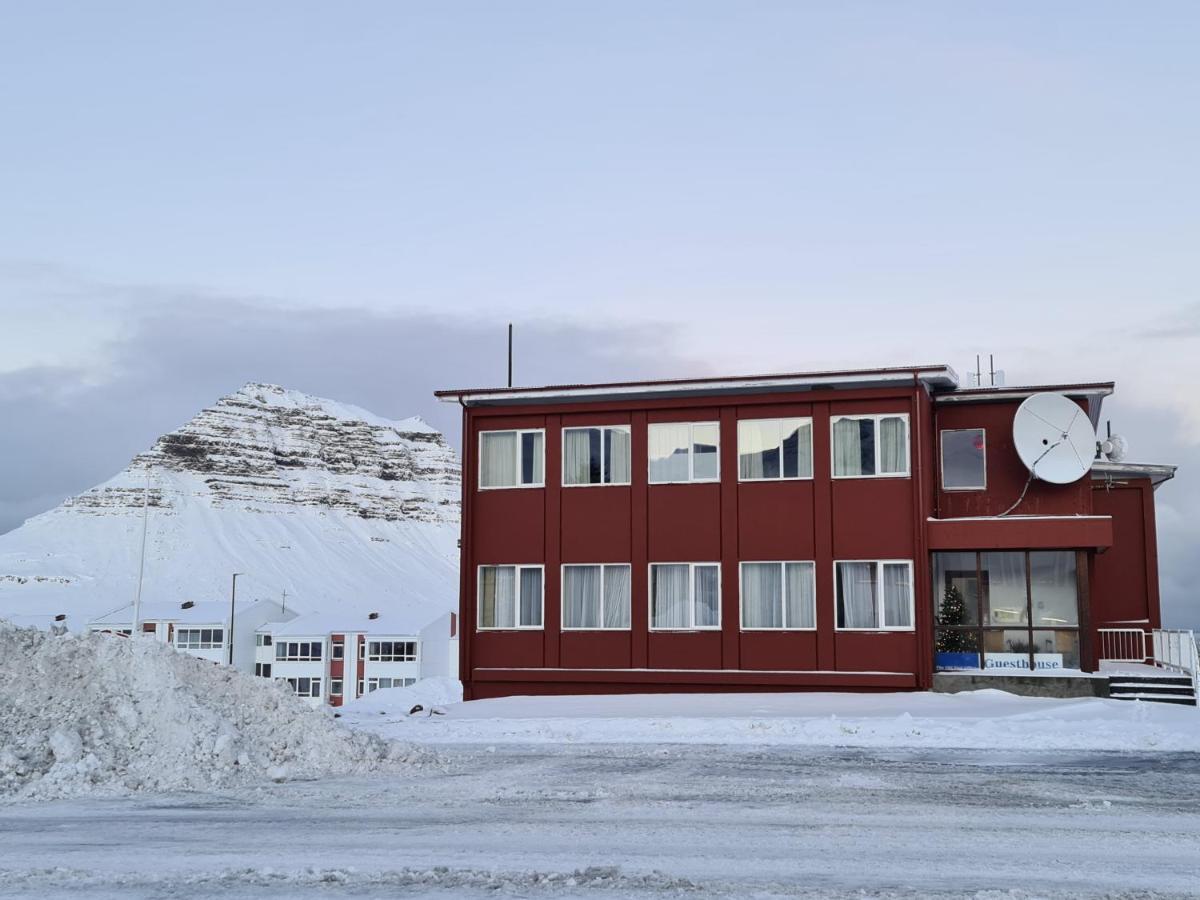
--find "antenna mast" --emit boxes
[507,323,513,388]
[132,468,150,636]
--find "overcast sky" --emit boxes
[1,2,1197,624]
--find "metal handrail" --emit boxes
[1097,627,1148,663]
[1150,628,1200,700]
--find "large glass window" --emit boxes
[650,563,720,629]
[737,418,813,481]
[175,628,224,650]
[933,550,1081,671]
[563,426,632,486]
[834,561,913,630]
[740,562,816,629]
[275,640,323,661]
[941,428,986,490]
[479,429,544,489]
[478,565,544,629]
[367,640,417,662]
[648,422,720,483]
[562,564,632,629]
[831,415,909,478]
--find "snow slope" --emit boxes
[0,383,460,626]
[0,622,427,802]
[341,686,1200,753]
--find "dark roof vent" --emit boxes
[181,601,195,610]
[54,614,67,622]
[368,611,380,620]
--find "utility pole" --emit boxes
[132,468,151,636]
[281,588,288,615]
[228,573,242,666]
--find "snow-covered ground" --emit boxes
[340,682,1200,753]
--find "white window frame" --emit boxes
[738,561,818,631]
[647,421,721,485]
[330,679,343,696]
[648,562,722,631]
[366,639,419,662]
[274,640,324,661]
[736,417,814,482]
[476,564,546,631]
[830,413,911,479]
[561,425,632,487]
[282,676,322,698]
[560,563,633,631]
[833,559,915,632]
[478,428,546,490]
[175,628,225,650]
[940,427,987,492]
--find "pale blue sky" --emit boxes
[0,2,1197,621]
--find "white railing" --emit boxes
[1097,628,1148,663]
[1151,629,1200,695]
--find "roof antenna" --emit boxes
[989,354,995,387]
[507,323,513,388]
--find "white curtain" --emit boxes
[837,562,877,628]
[832,419,865,476]
[603,565,631,628]
[651,564,689,627]
[606,428,631,484]
[691,423,720,480]
[981,552,1027,625]
[785,562,816,628]
[480,565,516,628]
[783,421,813,479]
[879,417,907,474]
[741,563,782,628]
[693,565,720,627]
[649,424,690,483]
[519,567,542,626]
[738,420,777,480]
[1029,550,1078,627]
[882,563,911,627]
[521,432,544,485]
[563,429,594,486]
[563,565,600,628]
[480,432,516,487]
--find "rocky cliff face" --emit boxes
[0,384,461,626]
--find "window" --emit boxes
[283,677,321,698]
[367,640,418,662]
[563,426,632,486]
[648,422,720,483]
[332,642,344,660]
[254,663,272,678]
[650,563,720,630]
[330,679,343,696]
[255,633,272,647]
[835,561,913,630]
[274,641,324,661]
[941,428,986,490]
[479,429,544,488]
[367,676,416,692]
[738,418,813,480]
[478,565,544,629]
[562,564,632,629]
[740,562,816,629]
[831,414,909,478]
[357,679,365,696]
[175,628,224,650]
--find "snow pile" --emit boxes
[340,677,463,719]
[0,623,425,802]
[344,688,1200,753]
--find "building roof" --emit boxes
[259,605,449,638]
[90,599,280,626]
[1091,461,1177,488]
[435,365,961,406]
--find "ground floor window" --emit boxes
[282,677,321,698]
[478,565,544,629]
[254,663,272,678]
[562,563,632,629]
[740,561,816,629]
[367,677,416,692]
[834,561,914,630]
[650,563,720,630]
[934,550,1081,671]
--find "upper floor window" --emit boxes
[740,561,816,629]
[562,563,632,629]
[650,562,720,630]
[479,429,544,489]
[563,426,632,486]
[648,422,719,484]
[831,414,909,478]
[738,418,813,481]
[176,628,224,650]
[478,564,544,629]
[835,560,914,630]
[367,640,417,662]
[941,428,986,491]
[275,640,323,661]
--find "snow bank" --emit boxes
[0,622,425,802]
[339,676,463,718]
[342,686,1200,753]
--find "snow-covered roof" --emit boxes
[259,605,448,638]
[91,599,280,626]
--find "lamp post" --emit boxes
[228,573,242,666]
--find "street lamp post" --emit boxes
[228,573,242,666]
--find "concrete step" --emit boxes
[1109,683,1195,697]
[1109,692,1197,706]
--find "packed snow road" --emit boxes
[2,744,1199,899]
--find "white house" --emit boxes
[256,607,458,707]
[89,599,295,671]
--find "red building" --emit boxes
[435,366,1175,700]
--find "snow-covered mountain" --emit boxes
[0,383,461,627]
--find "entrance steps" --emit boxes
[1107,672,1196,706]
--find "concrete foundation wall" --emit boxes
[932,673,1109,699]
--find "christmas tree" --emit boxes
[935,583,978,652]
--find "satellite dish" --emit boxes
[1100,433,1129,463]
[1013,393,1096,484]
